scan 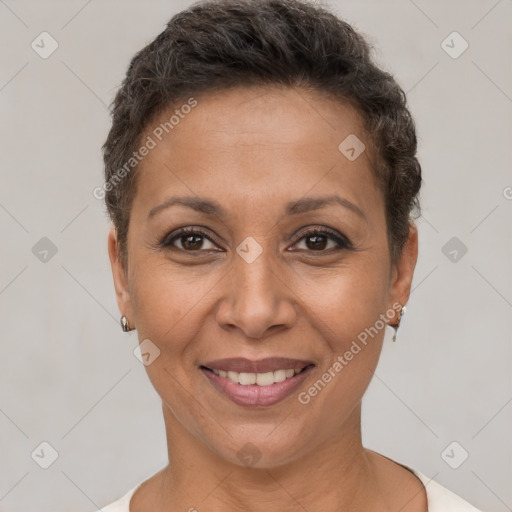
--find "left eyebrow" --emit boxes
[285,195,367,221]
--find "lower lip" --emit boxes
[200,365,314,407]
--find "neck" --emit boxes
[152,402,383,512]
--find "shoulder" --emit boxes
[408,468,483,511]
[97,468,165,511]
[367,449,482,512]
[96,479,144,512]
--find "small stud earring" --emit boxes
[391,305,406,342]
[120,315,133,332]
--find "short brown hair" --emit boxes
[102,0,421,266]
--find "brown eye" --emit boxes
[303,234,330,250]
[179,233,208,251]
[292,228,351,252]
[163,228,219,252]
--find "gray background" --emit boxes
[1,0,511,511]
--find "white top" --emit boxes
[98,463,482,511]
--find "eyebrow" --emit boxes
[148,194,366,221]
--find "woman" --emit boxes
[100,0,482,510]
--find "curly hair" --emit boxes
[102,0,421,267]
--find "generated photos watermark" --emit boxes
[298,302,402,404]
[93,97,198,200]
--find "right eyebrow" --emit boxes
[148,196,228,221]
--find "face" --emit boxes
[109,85,418,469]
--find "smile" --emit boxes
[205,366,307,385]
[200,364,315,407]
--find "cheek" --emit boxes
[294,273,387,431]
[127,262,211,402]
[297,259,390,343]
[295,258,389,395]
[129,259,218,343]
[129,244,391,353]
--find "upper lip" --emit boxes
[201,357,314,373]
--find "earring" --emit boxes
[391,305,406,342]
[120,315,133,332]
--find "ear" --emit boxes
[107,227,134,325]
[387,222,419,317]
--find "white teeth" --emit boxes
[227,371,239,383]
[256,371,274,386]
[209,367,306,386]
[273,369,287,383]
[239,372,256,385]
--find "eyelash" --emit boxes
[161,226,352,253]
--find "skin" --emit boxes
[108,85,425,511]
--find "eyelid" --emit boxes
[292,226,352,248]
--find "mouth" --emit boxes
[199,358,315,407]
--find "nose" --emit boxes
[216,247,297,339]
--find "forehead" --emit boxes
[133,85,381,220]
[152,86,368,153]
